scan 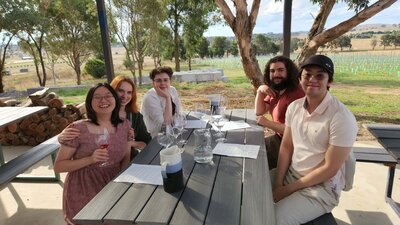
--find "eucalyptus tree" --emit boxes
[197,37,210,59]
[215,0,396,89]
[146,24,174,68]
[164,0,216,72]
[0,1,18,93]
[210,36,228,58]
[109,0,164,84]
[182,14,207,70]
[47,0,100,85]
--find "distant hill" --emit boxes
[350,23,399,33]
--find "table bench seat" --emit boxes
[0,135,61,190]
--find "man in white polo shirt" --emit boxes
[273,55,358,225]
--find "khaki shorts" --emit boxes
[271,167,339,225]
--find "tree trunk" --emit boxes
[74,55,82,85]
[296,0,396,64]
[188,56,192,71]
[237,36,263,88]
[215,0,262,89]
[0,35,13,93]
[173,6,180,72]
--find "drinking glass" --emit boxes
[194,103,205,119]
[211,107,227,143]
[97,128,110,167]
[173,113,187,145]
[157,125,175,149]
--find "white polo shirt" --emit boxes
[286,92,358,193]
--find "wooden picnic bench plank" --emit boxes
[132,112,199,224]
[370,129,400,139]
[0,106,48,128]
[166,112,220,225]
[103,141,163,224]
[73,139,163,224]
[0,135,60,189]
[204,109,245,225]
[242,109,276,225]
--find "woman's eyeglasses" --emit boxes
[93,94,114,101]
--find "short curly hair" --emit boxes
[149,66,173,80]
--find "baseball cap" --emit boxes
[301,55,334,76]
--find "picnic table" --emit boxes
[73,108,276,225]
[364,123,400,216]
[0,106,48,163]
[0,106,61,190]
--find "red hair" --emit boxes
[110,75,139,113]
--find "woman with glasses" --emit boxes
[54,83,131,225]
[58,76,152,159]
[141,66,182,138]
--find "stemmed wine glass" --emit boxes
[211,95,228,142]
[194,103,205,119]
[173,113,187,145]
[157,124,175,149]
[97,127,110,167]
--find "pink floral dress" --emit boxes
[59,119,130,225]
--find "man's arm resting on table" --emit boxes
[257,116,285,135]
[274,145,351,202]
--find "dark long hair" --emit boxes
[85,83,122,127]
[263,55,300,91]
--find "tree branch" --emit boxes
[249,0,260,31]
[313,0,397,46]
[214,0,235,28]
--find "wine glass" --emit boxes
[194,103,205,119]
[157,125,175,149]
[96,127,110,167]
[211,106,227,143]
[173,113,187,145]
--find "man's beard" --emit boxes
[270,77,289,91]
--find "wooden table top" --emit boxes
[0,106,48,128]
[73,109,276,225]
[364,124,400,162]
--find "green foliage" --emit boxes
[229,40,239,57]
[252,34,279,55]
[328,35,352,51]
[198,37,209,59]
[210,36,229,58]
[84,58,106,79]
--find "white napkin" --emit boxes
[221,120,251,131]
[212,143,260,159]
[186,119,208,129]
[114,163,163,185]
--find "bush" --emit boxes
[84,58,106,78]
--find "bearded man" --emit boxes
[255,55,304,169]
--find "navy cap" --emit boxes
[301,55,334,76]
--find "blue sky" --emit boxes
[205,0,400,36]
